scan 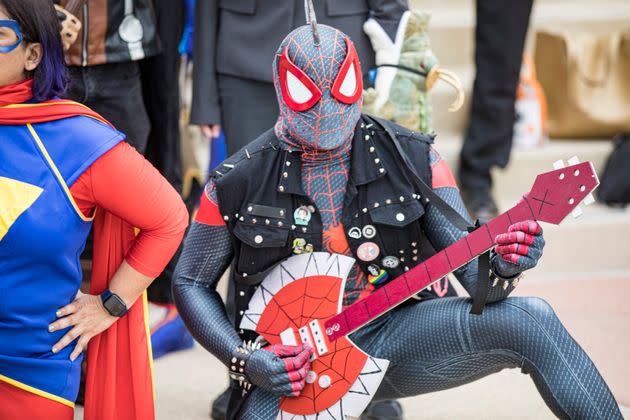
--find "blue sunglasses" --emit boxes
[0,19,24,53]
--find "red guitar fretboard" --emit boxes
[324,199,535,341]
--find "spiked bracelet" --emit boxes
[490,268,522,290]
[229,340,262,392]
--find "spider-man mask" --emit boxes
[274,25,363,152]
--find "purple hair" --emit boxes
[1,0,67,100]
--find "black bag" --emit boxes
[598,135,630,206]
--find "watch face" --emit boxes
[105,295,127,317]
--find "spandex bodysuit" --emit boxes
[173,25,622,420]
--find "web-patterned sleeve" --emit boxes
[172,181,240,365]
[422,148,516,303]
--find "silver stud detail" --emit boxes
[374,202,380,208]
[404,266,410,272]
[254,235,263,244]
[386,199,392,204]
[252,218,257,224]
[364,135,370,140]
[283,172,288,178]
[265,219,270,225]
[223,215,229,221]
[374,158,380,164]
[411,242,417,247]
[503,280,509,290]
[239,291,245,297]
[239,216,245,221]
[369,146,375,152]
[399,196,405,202]
[412,256,418,261]
[291,225,296,230]
[235,213,239,218]
[279,186,285,192]
[302,227,307,233]
[413,249,418,254]
[286,161,291,166]
[492,277,499,287]
[242,273,248,277]
[278,221,283,227]
[280,210,285,216]
[396,213,405,222]
[379,168,385,173]
[399,250,404,254]
[232,357,237,363]
[247,206,253,212]
[400,257,405,262]
[362,208,368,213]
[239,310,244,315]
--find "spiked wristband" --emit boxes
[490,266,523,290]
[229,340,262,392]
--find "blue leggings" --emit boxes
[239,297,622,419]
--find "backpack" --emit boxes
[597,135,630,206]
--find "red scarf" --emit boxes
[0,80,155,420]
[0,79,34,105]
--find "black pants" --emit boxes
[141,0,186,194]
[140,0,186,305]
[65,61,150,154]
[458,0,534,191]
[218,74,279,156]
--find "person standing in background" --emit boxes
[56,0,159,154]
[139,0,197,359]
[458,0,534,223]
[191,2,409,418]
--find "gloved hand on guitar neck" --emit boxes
[246,344,314,397]
[492,220,546,278]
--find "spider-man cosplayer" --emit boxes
[173,23,622,419]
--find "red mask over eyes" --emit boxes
[278,37,363,112]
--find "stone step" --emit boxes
[414,0,630,68]
[437,136,614,201]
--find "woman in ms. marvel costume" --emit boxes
[0,1,188,419]
[173,15,622,420]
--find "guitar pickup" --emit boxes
[309,320,328,356]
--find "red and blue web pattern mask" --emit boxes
[273,25,363,152]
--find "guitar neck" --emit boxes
[324,198,535,341]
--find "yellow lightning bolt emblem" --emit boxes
[0,176,43,242]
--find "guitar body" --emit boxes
[240,252,390,419]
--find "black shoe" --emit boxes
[360,400,403,420]
[210,387,231,420]
[461,187,499,225]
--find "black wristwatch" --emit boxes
[100,289,129,317]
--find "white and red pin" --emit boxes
[357,242,380,262]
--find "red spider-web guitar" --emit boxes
[240,158,598,419]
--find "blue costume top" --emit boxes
[0,115,123,406]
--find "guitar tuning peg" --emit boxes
[568,156,580,166]
[583,193,595,206]
[572,206,583,218]
[553,160,565,169]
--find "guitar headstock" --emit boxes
[526,156,599,225]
